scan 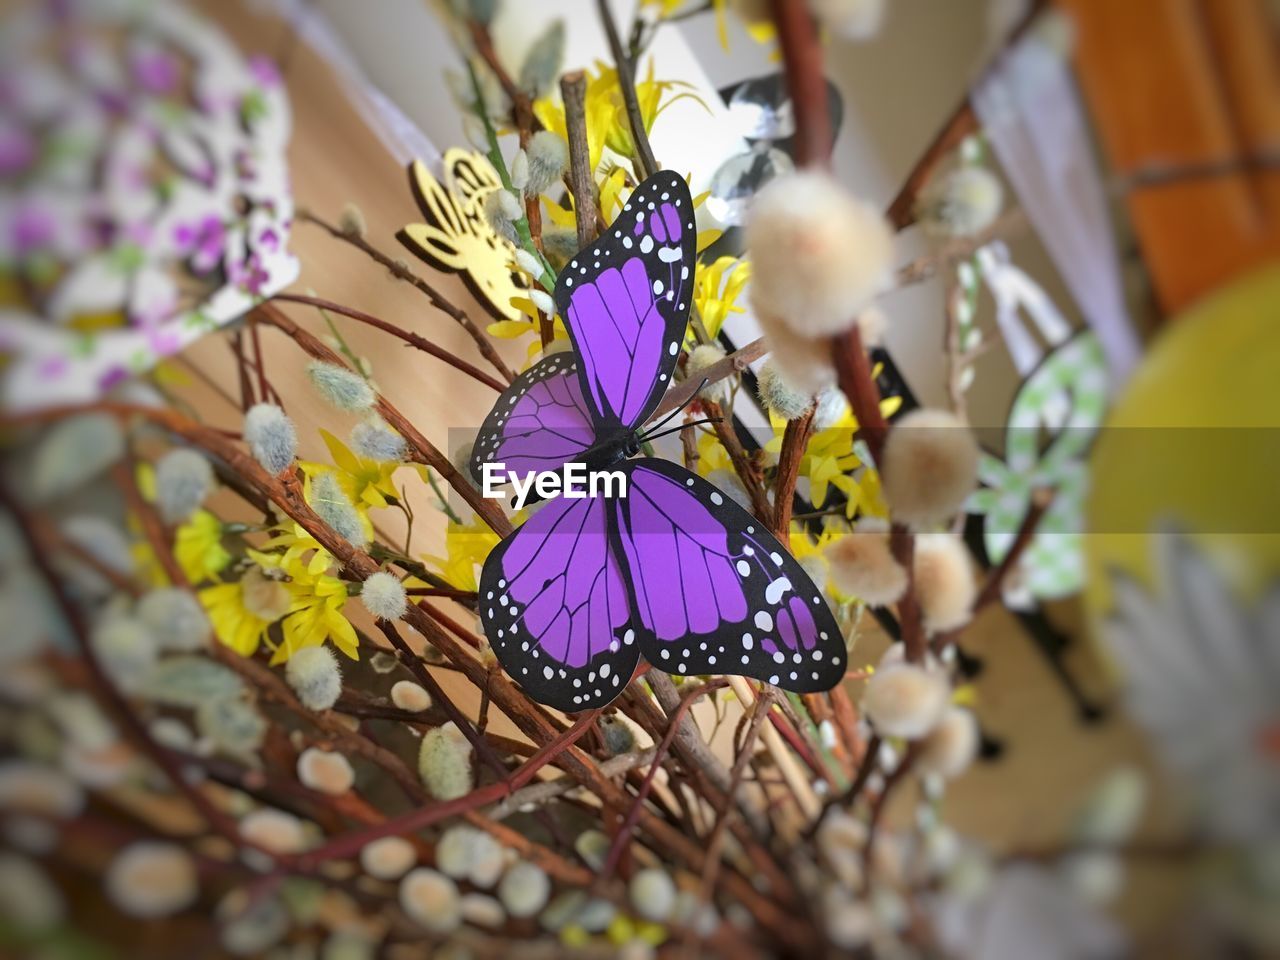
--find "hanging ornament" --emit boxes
[398,149,530,323]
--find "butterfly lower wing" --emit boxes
[480,493,639,711]
[611,459,846,692]
[554,170,696,433]
[469,354,597,484]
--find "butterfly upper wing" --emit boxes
[469,353,596,484]
[479,493,640,712]
[554,170,697,434]
[611,459,846,692]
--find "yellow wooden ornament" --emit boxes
[397,149,529,322]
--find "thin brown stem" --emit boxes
[598,678,729,883]
[767,0,830,168]
[698,689,772,899]
[597,0,658,178]
[702,398,771,522]
[773,408,814,542]
[271,293,506,392]
[651,337,767,422]
[297,210,516,383]
[560,70,597,250]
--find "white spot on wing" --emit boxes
[765,578,792,605]
[754,611,773,631]
[639,235,655,254]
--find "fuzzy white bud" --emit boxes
[360,836,416,880]
[437,825,504,888]
[916,706,979,778]
[755,359,813,420]
[514,247,544,277]
[0,761,84,819]
[483,189,519,242]
[519,20,565,98]
[417,722,473,800]
[349,419,405,463]
[297,748,355,795]
[499,861,550,917]
[244,404,296,475]
[510,149,530,190]
[913,532,977,633]
[400,868,461,933]
[863,659,949,739]
[529,289,555,315]
[390,680,432,713]
[827,519,907,606]
[91,616,158,694]
[311,472,366,547]
[759,323,837,397]
[880,409,979,528]
[154,448,214,524]
[686,343,726,401]
[629,867,677,922]
[285,645,342,712]
[138,587,210,651]
[525,130,570,196]
[240,807,309,855]
[105,842,198,918]
[338,202,367,240]
[747,171,893,337]
[307,361,375,413]
[918,166,1004,239]
[30,413,124,502]
[360,571,407,621]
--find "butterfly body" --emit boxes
[469,171,846,710]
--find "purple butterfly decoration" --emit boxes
[470,171,846,710]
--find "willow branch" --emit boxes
[652,337,767,422]
[768,0,830,168]
[598,678,730,883]
[772,409,814,542]
[297,210,516,383]
[254,302,512,536]
[597,0,658,178]
[271,293,506,392]
[560,70,597,250]
[702,398,771,522]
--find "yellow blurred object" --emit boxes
[1085,266,1280,622]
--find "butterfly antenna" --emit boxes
[640,378,709,439]
[641,416,722,445]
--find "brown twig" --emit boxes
[883,0,1049,228]
[651,337,767,422]
[290,711,600,870]
[767,0,831,168]
[831,325,889,466]
[297,210,516,384]
[597,0,658,178]
[560,70,597,251]
[772,408,814,542]
[890,525,926,663]
[271,293,506,392]
[697,689,772,899]
[597,678,729,883]
[862,744,919,888]
[702,398,771,522]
